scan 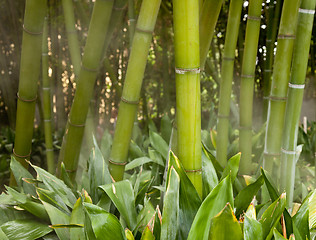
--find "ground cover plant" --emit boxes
[0,0,316,239]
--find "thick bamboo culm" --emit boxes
[280,0,316,208]
[10,0,47,185]
[216,0,243,168]
[128,0,136,47]
[173,0,202,196]
[263,0,301,178]
[57,0,114,180]
[199,0,224,69]
[41,17,55,174]
[239,0,263,174]
[108,0,162,181]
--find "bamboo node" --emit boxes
[68,119,85,128]
[281,148,296,155]
[278,34,295,40]
[121,97,139,105]
[175,67,200,74]
[46,148,54,152]
[269,95,287,102]
[266,39,272,43]
[17,92,37,103]
[223,56,235,61]
[299,8,315,15]
[247,15,261,21]
[42,87,50,91]
[128,19,136,23]
[109,159,127,166]
[263,151,280,157]
[136,27,153,34]
[43,119,52,122]
[264,69,272,72]
[42,53,49,56]
[218,114,229,119]
[288,83,305,89]
[81,65,98,72]
[185,168,202,173]
[241,74,255,79]
[23,24,43,35]
[13,148,31,158]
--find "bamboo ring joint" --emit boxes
[185,168,202,173]
[46,148,54,152]
[68,119,85,128]
[269,95,287,102]
[299,8,315,14]
[81,65,98,72]
[175,67,200,74]
[241,74,255,79]
[128,19,136,23]
[281,148,296,155]
[121,97,139,105]
[42,87,50,91]
[263,151,280,157]
[43,119,52,122]
[264,69,272,72]
[109,159,127,166]
[13,148,31,158]
[223,56,235,61]
[288,83,305,89]
[136,27,153,34]
[23,24,43,35]
[247,15,261,21]
[17,92,37,102]
[278,34,295,40]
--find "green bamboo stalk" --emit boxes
[41,16,55,173]
[128,0,136,46]
[239,0,263,174]
[199,0,224,69]
[57,0,114,180]
[62,0,81,76]
[263,0,283,121]
[10,0,47,183]
[108,0,161,181]
[280,0,315,208]
[263,0,301,178]
[216,0,243,168]
[173,0,202,196]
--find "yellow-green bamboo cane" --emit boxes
[57,0,113,180]
[108,0,161,181]
[42,17,55,173]
[216,0,243,168]
[173,0,202,196]
[128,0,136,46]
[199,0,224,69]
[280,0,315,208]
[239,0,263,174]
[10,0,47,185]
[263,0,301,178]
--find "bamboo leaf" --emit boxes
[220,152,241,183]
[99,180,137,230]
[273,228,287,240]
[153,206,162,240]
[259,193,286,239]
[84,203,125,240]
[309,190,316,230]
[161,167,179,240]
[10,157,35,196]
[137,198,155,233]
[125,228,135,240]
[293,192,312,240]
[168,151,201,239]
[243,204,263,240]
[201,147,218,198]
[129,140,145,159]
[1,219,52,240]
[208,203,243,240]
[160,114,172,143]
[141,226,155,240]
[60,162,74,189]
[125,157,157,171]
[37,188,70,214]
[0,204,32,225]
[187,175,233,240]
[70,198,85,240]
[100,129,112,160]
[0,228,8,240]
[234,175,264,217]
[149,130,169,160]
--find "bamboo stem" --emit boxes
[280,0,315,208]
[239,0,263,174]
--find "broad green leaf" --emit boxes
[88,143,112,202]
[10,157,35,196]
[6,187,50,221]
[201,130,213,152]
[187,176,233,240]
[168,151,201,239]
[148,148,165,166]
[125,228,135,240]
[129,140,145,159]
[289,234,295,240]
[141,226,155,240]
[99,180,137,230]
[148,119,158,133]
[84,203,125,240]
[201,147,218,198]
[210,129,217,149]
[293,192,311,240]
[50,224,84,228]
[100,129,112,160]
[70,198,85,240]
[309,190,316,229]
[42,201,70,240]
[1,219,52,240]
[137,198,155,233]
[202,146,223,175]
[234,175,264,217]
[153,206,162,240]
[161,167,179,240]
[126,157,156,171]
[0,228,8,240]
[60,162,74,189]
[31,163,76,207]
[160,114,172,143]
[273,228,287,240]
[149,130,169,160]
[243,204,263,240]
[37,188,70,214]
[136,177,154,206]
[220,152,241,183]
[259,193,286,239]
[209,203,242,240]
[0,204,32,225]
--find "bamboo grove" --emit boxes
[0,0,316,214]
